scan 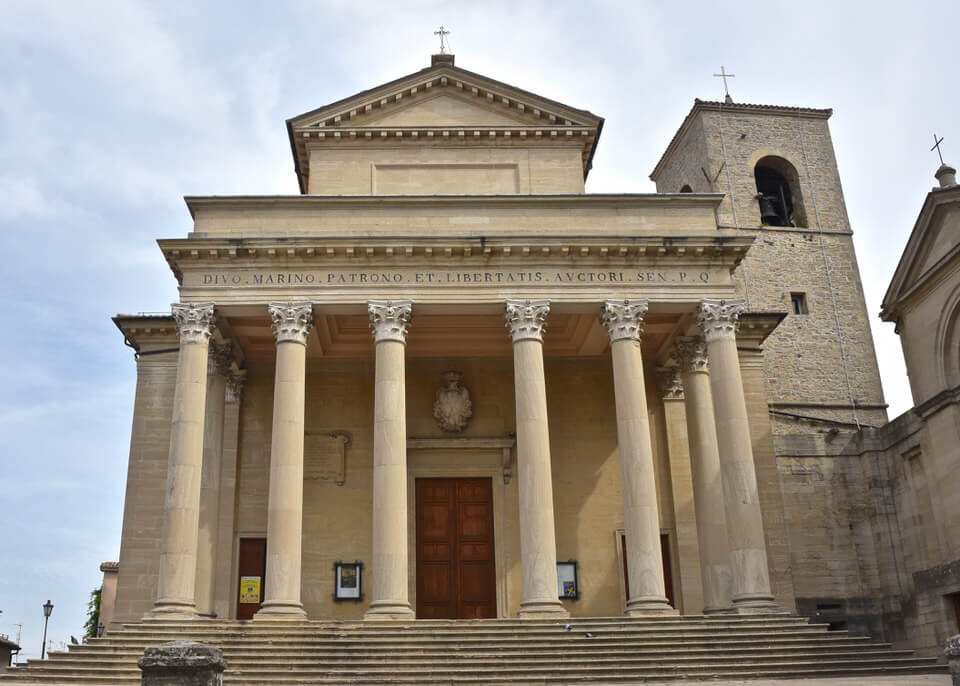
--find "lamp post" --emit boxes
[40,600,53,660]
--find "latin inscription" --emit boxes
[193,269,714,288]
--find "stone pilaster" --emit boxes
[600,300,675,615]
[505,299,568,618]
[656,364,704,615]
[697,299,778,612]
[365,300,416,619]
[214,371,245,620]
[195,342,232,617]
[151,302,216,618]
[256,302,313,619]
[676,335,734,614]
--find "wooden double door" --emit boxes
[416,478,497,619]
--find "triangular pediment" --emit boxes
[357,92,535,127]
[882,186,960,318]
[286,60,604,192]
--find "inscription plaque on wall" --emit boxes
[304,431,351,486]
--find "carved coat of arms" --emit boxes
[433,370,472,432]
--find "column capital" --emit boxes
[368,300,412,344]
[656,366,684,400]
[171,302,216,345]
[697,299,745,342]
[226,371,247,403]
[600,299,649,343]
[268,302,314,345]
[207,341,233,377]
[675,336,709,373]
[505,299,550,343]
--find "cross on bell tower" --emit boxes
[713,65,735,104]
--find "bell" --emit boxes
[759,195,781,225]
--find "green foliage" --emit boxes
[83,588,101,640]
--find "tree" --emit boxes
[83,588,101,640]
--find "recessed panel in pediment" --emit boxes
[908,210,960,286]
[359,93,533,127]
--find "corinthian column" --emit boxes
[256,302,313,619]
[600,300,675,615]
[195,341,232,617]
[697,299,778,612]
[365,300,416,619]
[675,336,734,614]
[151,302,216,618]
[505,299,568,618]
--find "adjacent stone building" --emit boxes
[108,53,960,657]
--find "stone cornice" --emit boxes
[112,314,179,355]
[184,193,723,218]
[159,233,753,285]
[736,312,787,346]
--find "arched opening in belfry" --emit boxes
[679,184,693,193]
[754,156,806,227]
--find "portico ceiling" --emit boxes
[227,312,679,359]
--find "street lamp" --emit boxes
[40,600,53,660]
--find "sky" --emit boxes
[0,0,956,662]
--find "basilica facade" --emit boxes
[109,54,957,656]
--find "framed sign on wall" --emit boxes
[557,560,579,600]
[334,561,363,601]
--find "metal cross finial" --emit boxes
[713,65,735,98]
[931,133,945,165]
[434,26,451,54]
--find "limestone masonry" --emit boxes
[104,53,960,661]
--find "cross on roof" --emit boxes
[434,26,451,55]
[931,133,946,165]
[713,65,735,99]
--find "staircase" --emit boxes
[0,615,947,684]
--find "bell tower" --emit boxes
[651,98,887,432]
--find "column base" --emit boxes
[518,600,569,618]
[364,600,415,620]
[253,601,307,620]
[625,596,678,616]
[145,600,199,620]
[731,593,787,615]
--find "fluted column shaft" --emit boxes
[151,302,216,617]
[601,300,675,615]
[698,299,778,612]
[195,342,231,616]
[506,300,568,618]
[676,336,734,614]
[256,302,313,618]
[365,301,416,619]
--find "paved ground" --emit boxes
[623,678,952,686]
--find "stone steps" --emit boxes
[0,615,946,684]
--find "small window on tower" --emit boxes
[679,184,693,193]
[791,292,808,315]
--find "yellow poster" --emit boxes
[239,576,261,604]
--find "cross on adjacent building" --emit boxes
[931,133,945,165]
[713,65,735,102]
[434,26,451,55]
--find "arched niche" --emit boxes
[679,184,693,193]
[754,155,807,227]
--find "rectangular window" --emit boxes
[791,292,808,315]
